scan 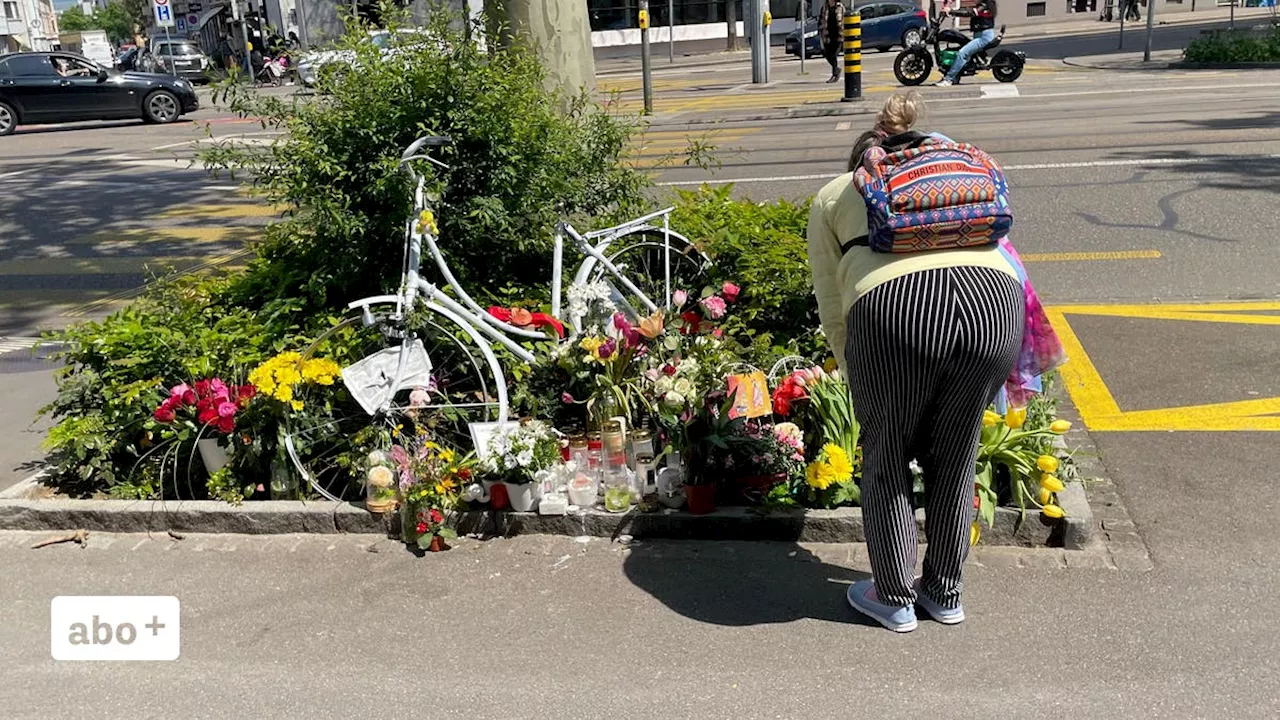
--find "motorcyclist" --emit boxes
[935,0,997,86]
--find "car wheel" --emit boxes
[0,101,16,136]
[902,27,924,47]
[143,90,180,124]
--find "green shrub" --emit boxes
[670,185,822,364]
[1184,28,1280,63]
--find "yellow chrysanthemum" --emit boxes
[439,448,456,464]
[291,399,305,412]
[302,358,341,383]
[805,462,832,490]
[823,444,853,482]
[274,384,294,403]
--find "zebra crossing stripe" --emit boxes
[0,337,40,355]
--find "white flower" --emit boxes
[516,449,534,467]
[673,378,693,396]
[677,358,699,374]
[663,390,686,408]
[654,377,674,395]
[504,453,517,469]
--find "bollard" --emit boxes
[841,12,862,102]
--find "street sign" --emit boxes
[176,17,185,31]
[153,0,175,28]
[187,14,198,24]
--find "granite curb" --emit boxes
[0,474,1091,548]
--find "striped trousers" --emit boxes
[845,266,1024,609]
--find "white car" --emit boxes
[296,29,431,87]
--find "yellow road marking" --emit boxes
[0,257,231,276]
[1021,250,1162,262]
[153,203,284,219]
[1047,301,1280,431]
[67,226,262,246]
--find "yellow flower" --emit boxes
[439,448,456,464]
[805,462,832,490]
[970,521,981,547]
[1042,504,1065,519]
[982,410,1002,427]
[579,337,603,353]
[274,384,293,403]
[824,444,853,482]
[302,358,341,383]
[1005,406,1027,429]
[638,311,664,339]
[275,366,302,387]
[1037,487,1053,505]
[1050,419,1072,434]
[1036,455,1060,474]
[1040,474,1065,493]
[291,399,305,412]
[416,209,439,236]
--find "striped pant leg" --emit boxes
[846,269,955,607]
[918,267,1026,609]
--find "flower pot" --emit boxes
[197,438,231,474]
[484,480,509,510]
[735,473,786,502]
[685,483,716,515]
[427,535,448,552]
[504,481,538,512]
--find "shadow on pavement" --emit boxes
[14,120,149,135]
[1108,147,1280,193]
[1008,18,1250,59]
[1142,110,1280,132]
[622,539,873,627]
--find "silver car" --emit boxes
[150,40,212,83]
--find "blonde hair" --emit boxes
[848,91,928,171]
[874,90,925,136]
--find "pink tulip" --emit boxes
[672,290,688,306]
[722,282,741,302]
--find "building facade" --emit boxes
[2,0,58,52]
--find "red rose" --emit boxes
[416,521,428,534]
[197,403,218,426]
[680,312,702,335]
[662,364,677,377]
[193,379,212,399]
[216,416,235,434]
[236,385,256,403]
[153,404,176,423]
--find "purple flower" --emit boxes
[598,338,616,360]
[612,312,632,332]
[562,392,575,404]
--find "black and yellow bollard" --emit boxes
[841,12,862,102]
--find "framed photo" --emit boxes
[468,421,514,460]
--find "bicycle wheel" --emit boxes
[283,306,506,502]
[580,226,711,322]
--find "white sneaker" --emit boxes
[935,78,954,87]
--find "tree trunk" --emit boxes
[491,0,597,100]
[726,0,738,51]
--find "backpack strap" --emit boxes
[839,234,870,254]
[880,131,932,152]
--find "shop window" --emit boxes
[1026,1,1047,14]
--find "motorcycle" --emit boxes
[892,8,1025,85]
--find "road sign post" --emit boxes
[1142,0,1156,61]
[750,0,770,83]
[152,0,175,76]
[799,0,806,76]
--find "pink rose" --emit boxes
[217,401,238,419]
[701,296,726,319]
[170,383,196,405]
[210,378,231,401]
[712,327,724,339]
[672,289,688,306]
[722,282,741,302]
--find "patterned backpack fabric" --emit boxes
[845,133,1013,254]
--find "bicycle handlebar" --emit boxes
[402,135,451,161]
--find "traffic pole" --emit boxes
[164,26,174,75]
[1142,0,1156,62]
[799,0,806,76]
[668,0,675,62]
[841,11,861,102]
[640,0,653,115]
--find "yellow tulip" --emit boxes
[1005,406,1027,429]
[970,521,981,547]
[823,357,839,373]
[1050,419,1072,434]
[982,410,1002,427]
[1036,455,1060,474]
[1042,504,1065,519]
[1040,474,1065,493]
[1037,488,1053,505]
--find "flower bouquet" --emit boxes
[975,404,1073,531]
[773,366,862,507]
[151,377,257,475]
[390,427,472,551]
[479,420,561,512]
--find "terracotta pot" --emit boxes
[684,483,716,515]
[736,473,786,493]
[428,535,448,552]
[488,481,510,510]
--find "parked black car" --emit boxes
[0,52,199,136]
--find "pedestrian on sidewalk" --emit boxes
[805,91,1026,632]
[935,0,998,86]
[819,0,845,83]
[1123,0,1141,21]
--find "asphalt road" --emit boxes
[2,63,1280,717]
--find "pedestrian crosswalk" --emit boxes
[627,127,762,169]
[0,337,40,356]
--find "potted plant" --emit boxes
[732,421,807,501]
[151,377,257,474]
[390,426,471,551]
[479,420,561,512]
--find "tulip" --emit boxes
[1036,455,1060,474]
[982,410,1002,427]
[1037,487,1053,505]
[970,522,981,547]
[1005,406,1027,429]
[721,282,741,302]
[1042,504,1065,519]
[1040,474,1065,493]
[672,289,688,306]
[638,311,664,339]
[1050,419,1072,434]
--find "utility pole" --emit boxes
[668,0,674,62]
[798,0,806,75]
[749,0,770,83]
[1142,0,1155,62]
[640,0,653,114]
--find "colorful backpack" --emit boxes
[842,133,1013,254]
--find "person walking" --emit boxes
[806,91,1025,632]
[935,0,997,86]
[819,0,845,83]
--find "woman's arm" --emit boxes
[806,196,849,376]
